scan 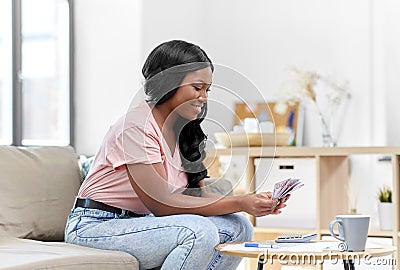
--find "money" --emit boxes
[272,178,304,199]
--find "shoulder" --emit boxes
[104,102,161,147]
[96,102,159,148]
[123,102,159,136]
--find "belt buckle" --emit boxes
[120,209,136,218]
[120,209,129,217]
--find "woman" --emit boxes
[65,40,289,270]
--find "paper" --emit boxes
[220,242,337,252]
[220,242,384,253]
[272,178,304,199]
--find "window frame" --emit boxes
[10,0,74,146]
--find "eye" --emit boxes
[192,84,202,91]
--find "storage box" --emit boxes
[255,158,317,229]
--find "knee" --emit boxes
[231,214,254,242]
[177,215,219,251]
[241,215,254,241]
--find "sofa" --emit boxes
[0,146,139,269]
[0,145,232,270]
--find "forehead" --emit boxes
[181,67,213,84]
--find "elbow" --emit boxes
[142,194,178,216]
[147,204,177,217]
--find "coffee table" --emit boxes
[216,241,397,270]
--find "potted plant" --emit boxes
[377,186,392,230]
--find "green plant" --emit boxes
[378,186,392,203]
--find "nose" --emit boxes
[198,89,208,102]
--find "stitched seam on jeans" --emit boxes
[208,253,222,270]
[179,229,196,270]
[218,230,234,242]
[75,224,197,240]
[207,231,233,270]
[73,216,82,232]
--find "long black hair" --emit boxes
[142,40,213,188]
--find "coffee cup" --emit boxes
[329,215,370,251]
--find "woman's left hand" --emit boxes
[258,192,290,215]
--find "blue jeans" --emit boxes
[65,207,253,270]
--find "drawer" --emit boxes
[255,158,316,229]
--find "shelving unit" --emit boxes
[209,146,400,267]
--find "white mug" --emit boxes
[329,215,370,251]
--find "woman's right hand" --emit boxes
[240,193,282,217]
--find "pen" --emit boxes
[244,243,279,248]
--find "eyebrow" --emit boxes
[192,80,212,85]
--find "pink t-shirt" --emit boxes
[78,101,188,214]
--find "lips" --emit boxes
[191,104,203,114]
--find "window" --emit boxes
[0,0,12,144]
[0,0,71,146]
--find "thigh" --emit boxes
[206,213,254,243]
[66,208,219,269]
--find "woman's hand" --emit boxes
[240,192,290,217]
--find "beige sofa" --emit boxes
[0,145,233,270]
[0,146,139,269]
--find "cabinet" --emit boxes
[255,157,316,229]
[209,146,400,264]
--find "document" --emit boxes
[220,242,384,253]
[220,242,339,252]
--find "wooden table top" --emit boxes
[216,241,397,261]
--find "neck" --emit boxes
[151,103,178,134]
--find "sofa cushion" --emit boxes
[204,178,234,196]
[79,155,95,182]
[0,146,81,241]
[0,237,138,270]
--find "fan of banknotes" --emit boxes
[272,178,304,200]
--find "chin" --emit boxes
[179,112,199,121]
[183,115,197,121]
[178,110,200,121]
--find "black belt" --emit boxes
[75,198,147,218]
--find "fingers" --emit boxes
[259,192,272,199]
[249,193,290,217]
[257,203,286,216]
[274,203,287,211]
[258,201,287,216]
[280,194,291,203]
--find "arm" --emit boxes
[126,163,283,217]
[188,180,290,213]
[181,180,224,198]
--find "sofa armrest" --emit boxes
[203,178,234,196]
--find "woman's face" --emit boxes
[167,67,212,121]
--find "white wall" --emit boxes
[73,0,142,155]
[74,0,400,154]
[138,0,400,147]
[381,1,400,145]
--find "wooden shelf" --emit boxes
[212,146,400,264]
[209,146,400,157]
[254,227,317,235]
